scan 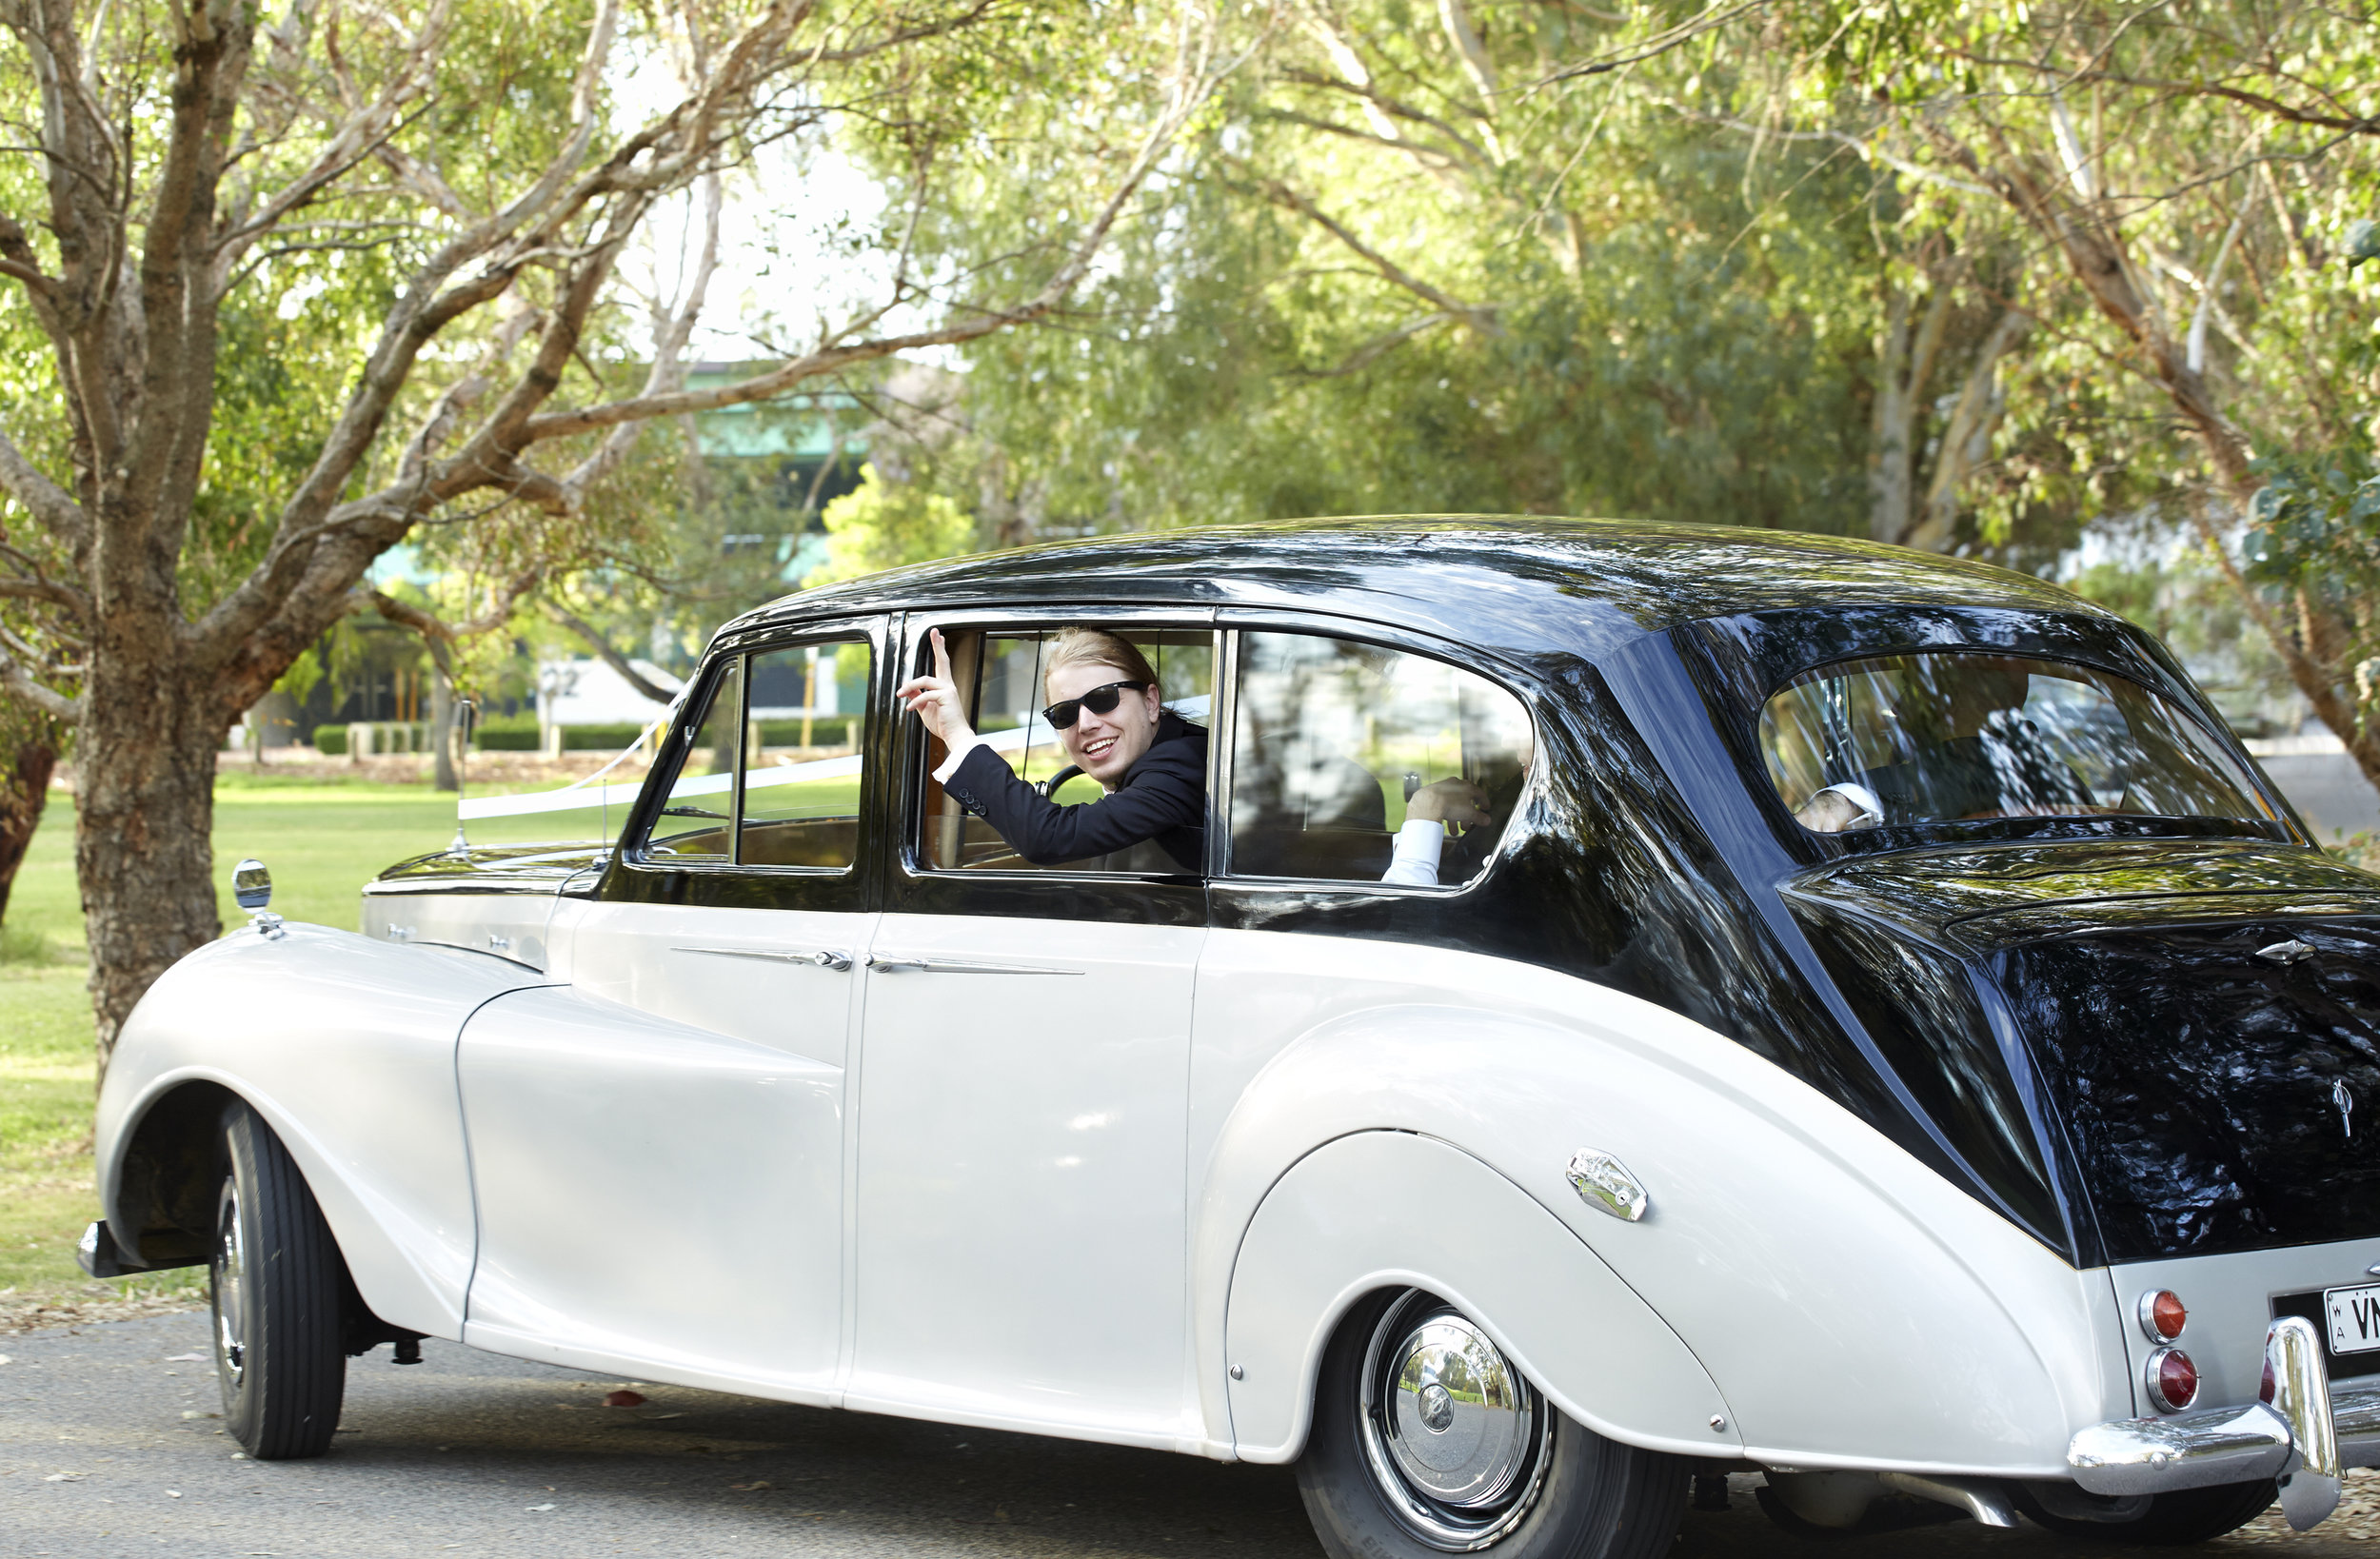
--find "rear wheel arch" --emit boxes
[1220,1131,1735,1465]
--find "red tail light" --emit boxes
[2262,1356,2277,1404]
[2137,1290,2188,1341]
[2146,1347,2199,1412]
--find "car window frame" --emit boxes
[891,605,1224,890]
[604,614,889,905]
[1210,608,1546,900]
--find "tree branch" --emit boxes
[2053,70,2380,139]
[513,9,1246,444]
[1255,175,1499,330]
[0,424,90,548]
[0,650,79,721]
[548,603,676,702]
[1535,0,1768,89]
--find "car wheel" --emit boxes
[1295,1289,1689,1559]
[212,1102,347,1459]
[2011,1480,2276,1545]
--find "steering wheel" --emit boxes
[1037,764,1085,799]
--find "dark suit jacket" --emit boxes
[944,712,1209,869]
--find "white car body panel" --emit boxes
[559,899,874,1068]
[455,984,843,1401]
[845,912,1206,1448]
[99,911,2148,1475]
[1191,927,2130,1475]
[99,925,546,1339]
[362,887,558,970]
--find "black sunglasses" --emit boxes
[1042,680,1150,730]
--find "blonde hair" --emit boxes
[1045,628,1159,697]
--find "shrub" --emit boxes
[757,717,855,747]
[312,726,347,756]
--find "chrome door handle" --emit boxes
[674,945,852,972]
[866,954,1082,976]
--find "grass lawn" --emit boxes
[2,774,599,1312]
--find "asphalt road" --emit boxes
[0,1311,2360,1559]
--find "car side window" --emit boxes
[647,658,742,861]
[739,641,870,868]
[641,638,872,871]
[916,625,1215,873]
[1226,632,1532,887]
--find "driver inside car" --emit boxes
[1794,657,2093,832]
[900,626,1209,870]
[1380,721,1534,887]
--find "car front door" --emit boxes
[845,612,1213,1441]
[456,622,884,1397]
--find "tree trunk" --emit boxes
[1869,282,1953,544]
[76,650,230,1071]
[1903,308,2031,553]
[0,720,59,928]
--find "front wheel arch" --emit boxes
[109,1079,238,1271]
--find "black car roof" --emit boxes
[736,516,2102,662]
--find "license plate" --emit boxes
[2325,1283,2380,1354]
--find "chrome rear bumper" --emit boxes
[2068,1316,2370,1530]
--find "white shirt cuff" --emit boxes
[931,736,981,787]
[1382,819,1445,886]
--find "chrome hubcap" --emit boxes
[1358,1292,1552,1551]
[212,1176,247,1391]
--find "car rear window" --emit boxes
[1759,653,2277,833]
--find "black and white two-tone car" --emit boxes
[84,518,2380,1558]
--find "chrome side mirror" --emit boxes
[232,858,285,940]
[232,858,272,910]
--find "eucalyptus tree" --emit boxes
[926,1,2045,555]
[1759,0,2380,780]
[0,0,1250,1070]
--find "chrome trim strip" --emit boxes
[673,945,853,973]
[865,954,1083,976]
[2068,1402,2292,1495]
[363,878,571,898]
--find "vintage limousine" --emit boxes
[83,517,2380,1558]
